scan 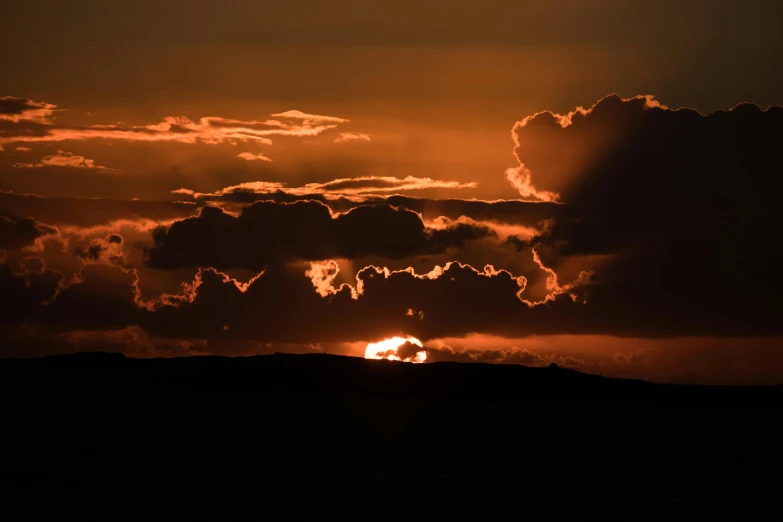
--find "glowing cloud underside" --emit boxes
[365,336,427,363]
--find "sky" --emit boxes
[2,0,783,384]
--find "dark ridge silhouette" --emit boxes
[1,353,781,520]
[2,352,780,404]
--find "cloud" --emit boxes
[511,94,783,336]
[0,192,198,227]
[13,150,117,172]
[145,201,496,270]
[0,261,66,327]
[334,132,371,143]
[304,253,585,308]
[15,146,32,152]
[0,116,323,145]
[0,215,59,250]
[505,163,559,202]
[421,343,583,368]
[178,175,477,199]
[270,110,349,124]
[0,249,587,347]
[0,96,57,123]
[190,192,564,226]
[309,176,475,194]
[0,97,347,146]
[237,152,273,162]
[504,94,667,202]
[75,234,126,267]
[0,324,207,359]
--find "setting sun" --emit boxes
[364,336,427,363]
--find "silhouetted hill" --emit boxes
[0,351,778,405]
[1,353,781,520]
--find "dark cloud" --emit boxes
[393,341,428,361]
[146,201,496,270]
[0,250,581,350]
[503,234,532,251]
[0,96,56,122]
[0,192,198,227]
[513,95,783,336]
[0,324,206,359]
[36,264,143,332]
[0,261,64,326]
[75,234,126,267]
[196,191,564,225]
[0,215,58,250]
[422,344,583,368]
[138,259,583,343]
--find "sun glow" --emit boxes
[364,336,427,363]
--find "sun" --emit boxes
[364,336,427,363]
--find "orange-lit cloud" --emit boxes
[0,96,57,123]
[132,266,266,312]
[334,132,371,143]
[270,110,349,124]
[13,150,117,172]
[237,152,273,162]
[522,248,592,306]
[0,97,348,146]
[504,164,559,202]
[305,260,346,298]
[181,175,476,199]
[0,116,333,145]
[306,248,589,306]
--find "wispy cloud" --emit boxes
[0,96,57,123]
[176,175,477,199]
[270,110,349,124]
[237,152,273,162]
[0,96,349,146]
[334,132,371,143]
[13,150,118,172]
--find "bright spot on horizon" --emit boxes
[364,336,427,363]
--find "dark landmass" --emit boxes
[1,353,781,521]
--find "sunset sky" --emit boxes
[2,0,783,384]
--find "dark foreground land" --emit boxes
[1,353,781,521]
